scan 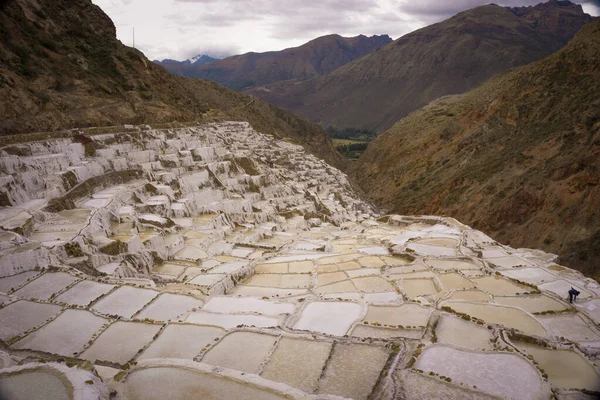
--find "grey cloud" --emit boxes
[401,0,596,19]
[169,0,379,37]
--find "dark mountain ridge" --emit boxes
[164,33,392,91]
[248,0,593,133]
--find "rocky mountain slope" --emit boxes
[0,0,343,167]
[352,17,600,279]
[169,34,391,91]
[248,0,592,133]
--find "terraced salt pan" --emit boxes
[124,364,288,400]
[416,345,550,400]
[407,243,457,257]
[352,324,424,340]
[315,280,358,294]
[261,337,332,393]
[201,331,278,373]
[445,301,547,337]
[54,280,115,306]
[438,273,475,290]
[500,268,557,285]
[12,309,106,356]
[352,276,395,293]
[92,285,158,318]
[495,295,568,313]
[345,268,381,278]
[139,324,225,360]
[317,272,347,285]
[472,276,531,296]
[435,315,493,350]
[135,293,203,321]
[293,301,363,336]
[186,311,280,329]
[539,280,590,300]
[364,304,432,328]
[357,246,389,255]
[358,256,385,268]
[318,343,390,400]
[13,272,78,301]
[187,274,225,286]
[402,371,498,400]
[202,296,295,315]
[413,237,459,248]
[486,256,532,268]
[401,279,439,299]
[0,370,70,400]
[0,300,62,341]
[82,321,162,364]
[427,259,481,271]
[230,285,307,298]
[0,271,40,293]
[514,342,600,391]
[446,290,492,302]
[538,313,600,341]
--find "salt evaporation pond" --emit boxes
[0,370,70,400]
[445,301,547,337]
[293,301,363,336]
[514,342,600,391]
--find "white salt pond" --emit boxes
[201,331,277,373]
[92,285,158,318]
[514,342,600,391]
[12,309,106,356]
[401,279,439,299]
[416,345,550,400]
[427,259,481,271]
[495,295,568,313]
[435,315,493,350]
[0,300,62,341]
[13,272,78,301]
[0,370,70,400]
[445,301,548,337]
[54,280,115,306]
[139,324,224,360]
[82,321,162,364]
[471,276,531,296]
[202,296,295,315]
[402,371,498,400]
[318,343,390,400]
[135,293,203,321]
[293,301,363,336]
[186,311,280,329]
[124,364,288,400]
[261,337,332,393]
[0,271,40,293]
[364,304,431,328]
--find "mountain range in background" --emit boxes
[352,17,600,279]
[0,0,343,167]
[247,0,593,133]
[155,54,219,66]
[156,34,392,91]
[153,54,219,78]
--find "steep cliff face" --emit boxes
[248,1,592,133]
[156,34,392,91]
[0,0,344,167]
[352,18,600,279]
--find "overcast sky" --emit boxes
[92,0,600,61]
